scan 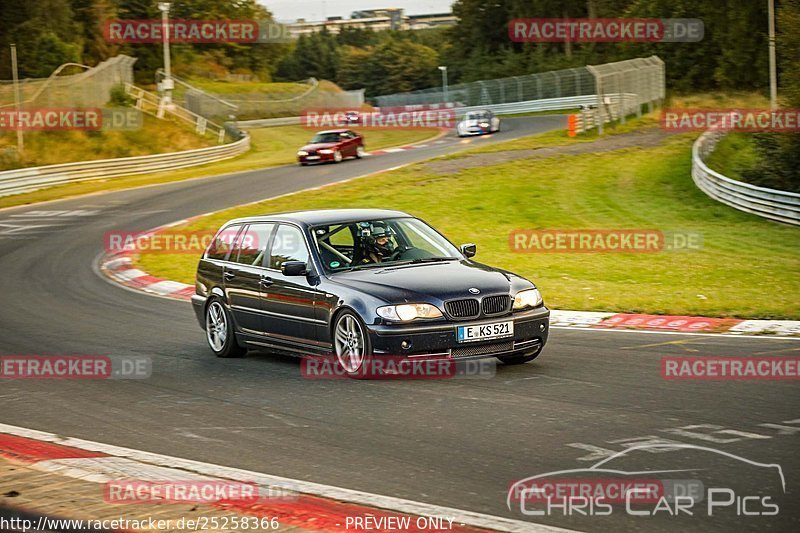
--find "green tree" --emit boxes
[743,0,800,192]
[275,29,339,81]
[336,46,371,90]
[363,39,438,95]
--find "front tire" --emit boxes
[333,149,343,163]
[355,145,365,159]
[205,298,246,358]
[332,310,373,378]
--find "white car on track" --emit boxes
[456,110,501,137]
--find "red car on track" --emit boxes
[297,129,365,165]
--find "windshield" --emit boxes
[310,132,344,144]
[311,217,462,272]
[465,112,489,121]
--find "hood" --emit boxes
[328,260,524,303]
[300,142,338,152]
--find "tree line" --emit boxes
[0,0,796,188]
[0,0,788,95]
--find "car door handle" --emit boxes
[260,277,273,287]
[223,271,236,281]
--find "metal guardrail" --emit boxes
[236,116,302,128]
[0,134,250,198]
[454,95,599,117]
[235,95,602,129]
[692,130,800,226]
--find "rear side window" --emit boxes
[270,224,309,270]
[232,223,275,266]
[205,225,242,261]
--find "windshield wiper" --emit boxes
[408,257,458,264]
[382,257,459,269]
[340,262,389,272]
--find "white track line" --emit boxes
[551,326,800,341]
[0,423,578,533]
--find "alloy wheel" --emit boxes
[334,314,365,372]
[206,301,227,352]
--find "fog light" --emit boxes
[401,340,412,350]
[539,323,546,331]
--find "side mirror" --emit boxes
[281,261,307,276]
[460,243,477,258]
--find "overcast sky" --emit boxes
[261,1,455,22]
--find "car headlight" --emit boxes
[319,149,334,154]
[297,150,308,156]
[377,304,443,322]
[512,289,542,310]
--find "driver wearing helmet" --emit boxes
[364,225,395,263]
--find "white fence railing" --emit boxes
[126,84,227,143]
[573,93,640,133]
[692,130,800,226]
[0,134,250,198]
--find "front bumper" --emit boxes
[192,294,206,328]
[366,306,549,359]
[299,153,334,164]
[458,127,491,136]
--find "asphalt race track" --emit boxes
[0,115,798,532]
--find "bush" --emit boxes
[108,84,134,107]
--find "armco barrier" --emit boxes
[0,133,250,198]
[454,95,598,117]
[692,130,800,226]
[235,95,602,129]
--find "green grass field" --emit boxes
[185,79,317,96]
[137,124,800,319]
[0,126,440,210]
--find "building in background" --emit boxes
[287,8,457,37]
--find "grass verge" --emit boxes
[705,133,759,181]
[0,126,440,210]
[138,125,799,319]
[0,115,213,170]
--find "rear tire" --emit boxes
[205,298,246,358]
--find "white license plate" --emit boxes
[456,321,513,343]
[306,155,320,160]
